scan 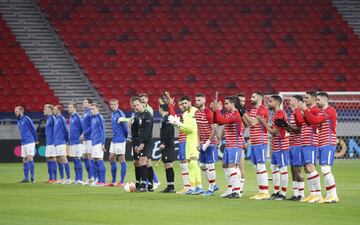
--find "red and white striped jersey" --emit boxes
[249,105,268,145]
[304,106,337,147]
[289,109,302,147]
[271,110,289,151]
[238,124,245,149]
[195,108,217,144]
[214,110,242,148]
[295,106,319,146]
[178,131,187,143]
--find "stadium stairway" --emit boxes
[0,0,112,133]
[332,0,360,36]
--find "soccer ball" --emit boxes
[124,182,136,192]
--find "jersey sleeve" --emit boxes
[205,108,214,124]
[214,110,242,125]
[258,106,269,120]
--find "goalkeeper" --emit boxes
[166,94,203,195]
[257,95,290,200]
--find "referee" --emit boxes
[158,103,176,193]
[132,97,154,192]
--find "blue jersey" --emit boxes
[45,115,56,145]
[91,113,105,146]
[82,108,92,141]
[54,115,69,146]
[69,112,83,146]
[17,115,37,145]
[111,109,128,143]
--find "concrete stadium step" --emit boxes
[332,0,360,37]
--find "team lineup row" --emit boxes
[15,91,338,203]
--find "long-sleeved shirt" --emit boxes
[111,109,128,143]
[45,115,56,145]
[304,106,337,147]
[295,106,319,146]
[133,110,153,144]
[91,113,106,146]
[214,109,242,148]
[17,115,37,145]
[54,114,69,146]
[180,106,199,159]
[69,112,83,146]
[160,115,175,151]
[82,108,92,141]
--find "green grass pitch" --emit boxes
[0,160,359,225]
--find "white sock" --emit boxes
[280,167,288,196]
[292,181,299,197]
[224,168,232,192]
[307,171,321,197]
[322,166,337,198]
[180,163,190,188]
[298,181,305,197]
[271,164,280,193]
[207,163,216,190]
[257,164,269,194]
[228,168,240,193]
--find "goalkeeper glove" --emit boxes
[274,118,289,128]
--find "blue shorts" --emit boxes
[250,144,268,165]
[319,145,336,166]
[223,147,241,165]
[199,144,218,164]
[178,142,186,161]
[301,146,318,165]
[289,146,302,166]
[271,150,289,168]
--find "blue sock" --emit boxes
[153,168,159,183]
[84,158,91,179]
[51,161,57,180]
[120,161,127,184]
[110,161,117,183]
[92,160,98,181]
[64,163,71,179]
[99,160,106,183]
[23,162,29,181]
[47,161,52,180]
[73,159,78,181]
[28,160,34,179]
[90,159,98,180]
[77,159,83,181]
[58,163,64,180]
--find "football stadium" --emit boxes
[0,0,359,225]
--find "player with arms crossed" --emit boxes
[300,92,339,203]
[43,104,57,183]
[81,98,94,185]
[90,103,106,186]
[286,95,305,200]
[53,105,71,184]
[258,95,290,200]
[15,106,37,183]
[68,102,84,184]
[242,92,270,200]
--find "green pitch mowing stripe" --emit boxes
[0,160,359,225]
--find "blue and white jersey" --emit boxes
[82,108,92,141]
[45,115,56,145]
[111,109,128,143]
[17,115,37,145]
[69,112,83,146]
[53,114,69,146]
[91,113,105,146]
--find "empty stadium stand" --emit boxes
[0,15,59,112]
[38,0,360,110]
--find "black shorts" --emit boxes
[133,141,152,160]
[161,147,175,163]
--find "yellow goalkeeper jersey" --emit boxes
[180,106,199,160]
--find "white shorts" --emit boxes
[83,140,92,154]
[109,142,126,155]
[45,145,56,157]
[55,144,67,156]
[91,144,104,159]
[70,144,84,157]
[21,143,35,157]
